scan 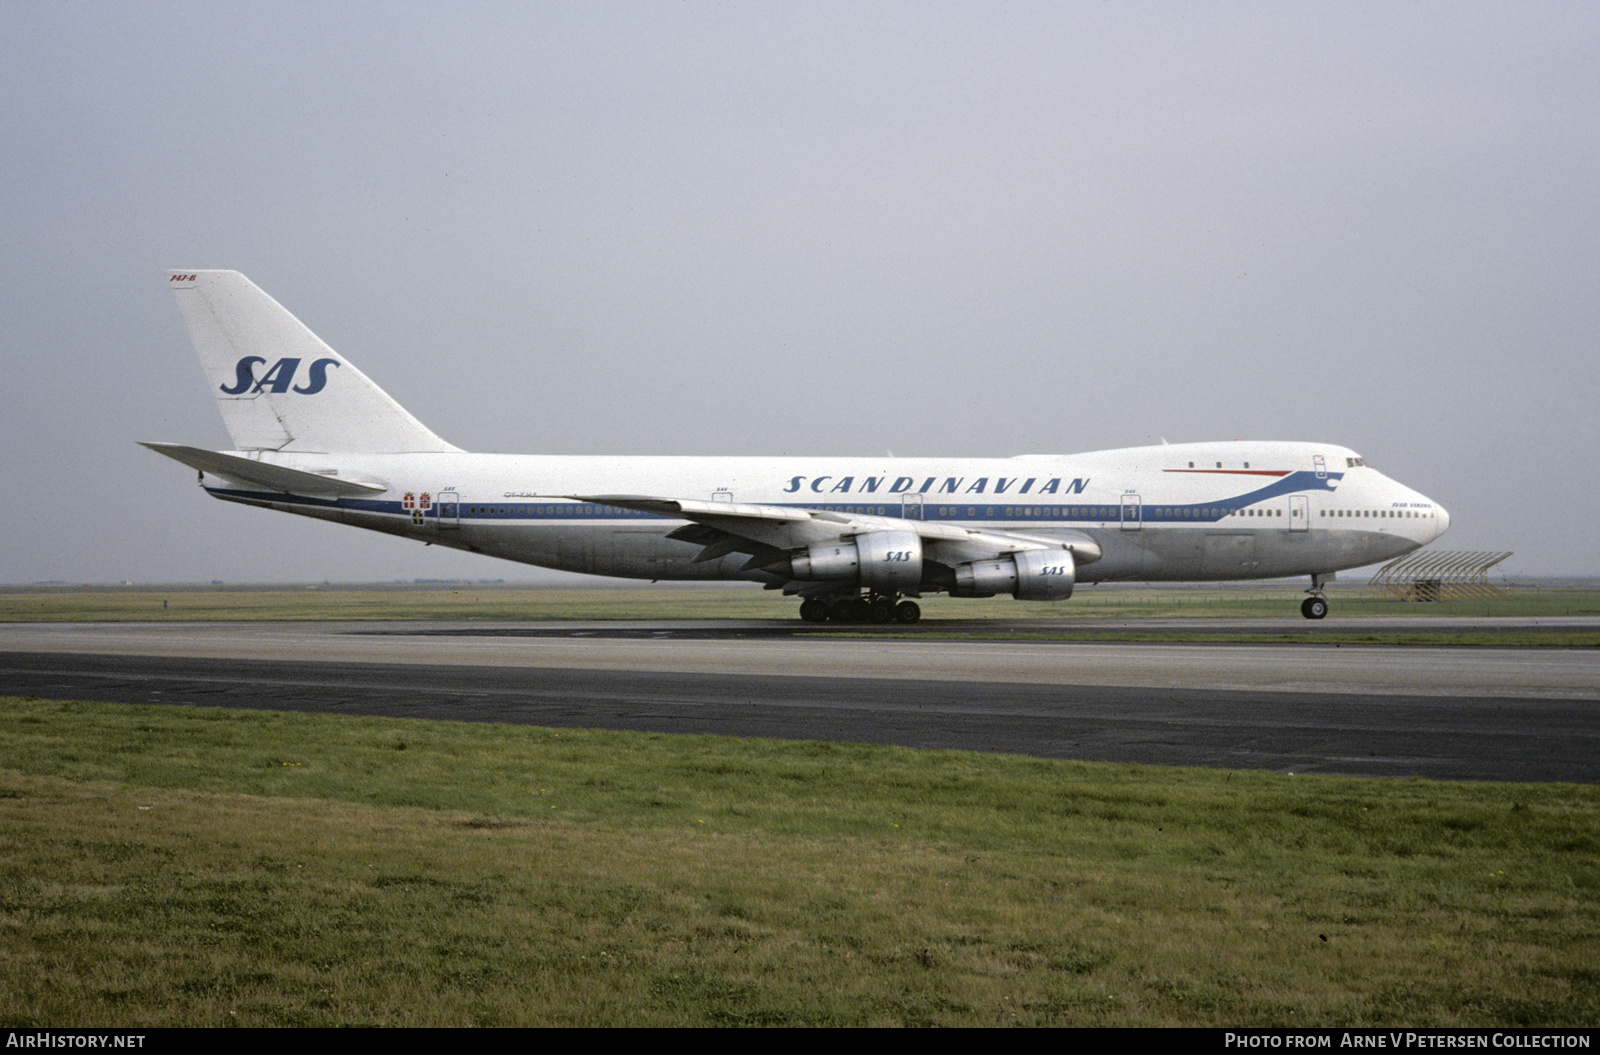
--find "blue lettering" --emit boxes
[859,477,883,493]
[256,357,301,394]
[292,357,340,394]
[938,478,963,494]
[810,477,832,493]
[831,477,854,493]
[966,478,988,494]
[1066,478,1089,495]
[1039,478,1060,494]
[890,477,913,493]
[994,478,1015,494]
[219,356,266,395]
[784,476,805,493]
[920,477,936,493]
[1020,478,1036,494]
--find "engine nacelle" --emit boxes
[789,530,923,591]
[856,530,923,590]
[952,548,1075,601]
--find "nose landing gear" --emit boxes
[1301,573,1331,619]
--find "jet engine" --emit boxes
[952,548,1075,601]
[788,530,923,591]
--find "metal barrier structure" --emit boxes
[1369,550,1513,601]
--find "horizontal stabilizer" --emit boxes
[140,442,387,498]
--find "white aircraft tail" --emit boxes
[166,270,460,453]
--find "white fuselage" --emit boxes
[201,439,1448,586]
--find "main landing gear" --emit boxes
[799,593,921,624]
[1301,573,1330,620]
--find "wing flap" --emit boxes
[564,493,1102,565]
[565,494,842,550]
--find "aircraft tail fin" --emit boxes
[166,271,461,453]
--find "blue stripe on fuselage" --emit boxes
[208,470,1343,526]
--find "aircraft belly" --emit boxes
[1105,527,1374,581]
[468,523,716,580]
[1126,526,1424,580]
[1251,531,1348,577]
[234,499,730,581]
[1200,533,1260,578]
[1311,529,1422,572]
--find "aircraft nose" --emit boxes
[1433,501,1450,539]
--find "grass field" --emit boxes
[2,697,1597,1027]
[3,582,1595,1025]
[2,580,1595,624]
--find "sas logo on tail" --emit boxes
[220,356,340,395]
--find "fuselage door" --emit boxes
[1121,493,1142,531]
[1289,494,1308,532]
[901,492,924,520]
[436,490,461,530]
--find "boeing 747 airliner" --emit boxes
[145,271,1448,622]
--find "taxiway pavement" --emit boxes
[2,619,1596,782]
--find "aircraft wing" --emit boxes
[141,442,388,498]
[566,494,1102,574]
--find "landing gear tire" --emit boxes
[802,594,920,624]
[1301,596,1328,620]
[828,597,871,623]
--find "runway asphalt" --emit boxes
[2,619,1597,783]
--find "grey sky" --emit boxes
[3,2,1595,584]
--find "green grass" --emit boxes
[2,696,1596,1027]
[5,583,1596,645]
[2,581,1595,624]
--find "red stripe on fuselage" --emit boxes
[1163,469,1291,477]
